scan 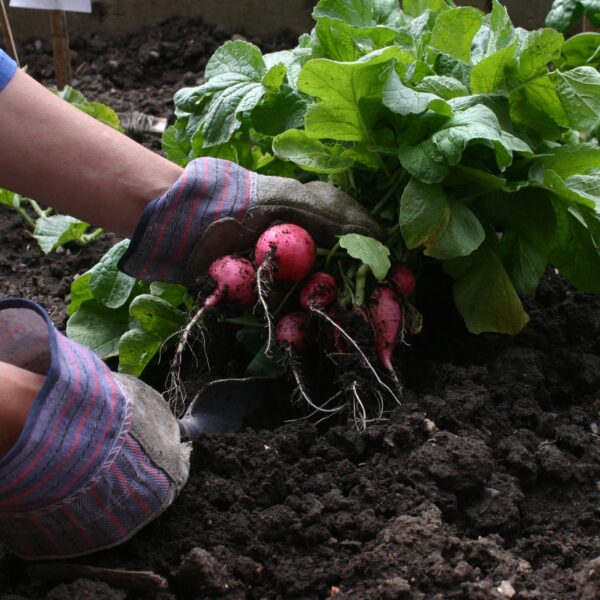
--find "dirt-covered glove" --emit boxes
[0,298,190,560]
[118,157,383,284]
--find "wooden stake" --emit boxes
[0,0,19,65]
[48,9,72,89]
[584,18,600,33]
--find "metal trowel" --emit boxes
[177,377,282,440]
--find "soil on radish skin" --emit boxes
[1,19,600,600]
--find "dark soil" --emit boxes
[1,17,600,600]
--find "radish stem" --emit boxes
[354,264,369,308]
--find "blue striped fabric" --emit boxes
[0,299,176,559]
[0,50,17,92]
[119,157,257,282]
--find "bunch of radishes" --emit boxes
[172,222,417,426]
[255,224,414,383]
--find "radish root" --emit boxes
[284,390,345,426]
[309,306,400,404]
[255,258,276,357]
[388,369,404,400]
[350,381,387,431]
[285,350,341,415]
[167,304,208,417]
[350,380,367,431]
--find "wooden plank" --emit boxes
[48,9,71,88]
[0,0,19,64]
[28,563,169,593]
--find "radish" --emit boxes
[255,224,316,355]
[312,301,400,404]
[204,256,257,309]
[255,224,316,282]
[369,285,403,393]
[299,272,338,311]
[168,255,256,414]
[275,312,331,415]
[298,272,341,355]
[325,308,345,354]
[323,306,367,355]
[279,308,369,428]
[388,264,416,297]
[274,311,349,419]
[275,312,312,352]
[298,275,366,359]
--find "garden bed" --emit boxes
[1,15,599,600]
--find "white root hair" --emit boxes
[255,258,276,357]
[166,304,208,417]
[310,306,400,405]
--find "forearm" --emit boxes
[0,361,43,458]
[0,69,182,237]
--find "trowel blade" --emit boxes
[177,377,279,440]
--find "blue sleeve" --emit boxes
[0,49,17,92]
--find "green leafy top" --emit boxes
[163,0,600,335]
[546,0,600,33]
[54,86,123,130]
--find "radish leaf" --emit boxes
[453,240,530,334]
[339,233,391,280]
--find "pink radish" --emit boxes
[369,285,403,375]
[325,308,345,354]
[275,312,313,352]
[204,256,257,309]
[389,264,416,297]
[276,312,327,413]
[255,224,316,282]
[255,224,315,355]
[168,255,256,409]
[309,295,400,402]
[299,272,338,310]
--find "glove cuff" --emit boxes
[119,157,257,283]
[0,299,189,559]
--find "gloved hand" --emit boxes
[0,299,190,560]
[118,157,383,284]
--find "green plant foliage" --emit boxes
[66,240,193,376]
[159,0,600,334]
[546,0,600,33]
[339,233,391,280]
[68,0,600,379]
[53,85,123,131]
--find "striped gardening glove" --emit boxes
[0,299,190,560]
[118,157,382,284]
